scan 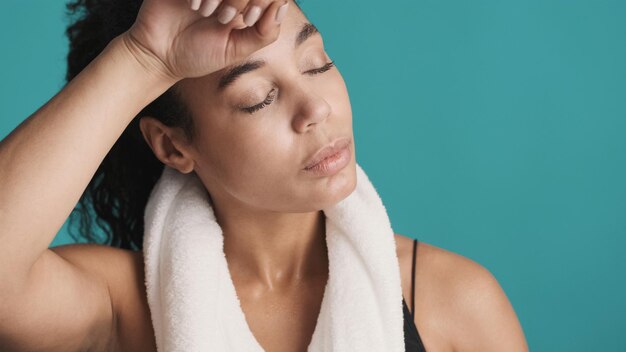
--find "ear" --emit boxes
[138,116,195,174]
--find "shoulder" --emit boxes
[51,244,156,352]
[393,233,529,351]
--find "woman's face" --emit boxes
[176,3,356,213]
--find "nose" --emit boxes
[291,85,332,133]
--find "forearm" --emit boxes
[0,33,176,288]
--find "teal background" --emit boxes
[1,0,625,350]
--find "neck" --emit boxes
[216,203,328,291]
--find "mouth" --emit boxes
[303,137,352,171]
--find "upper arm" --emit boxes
[0,244,120,352]
[446,255,529,351]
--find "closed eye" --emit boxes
[240,61,336,115]
[305,60,336,75]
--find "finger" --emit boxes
[257,1,288,33]
[198,0,221,17]
[190,0,203,11]
[274,1,289,24]
[228,1,289,58]
[242,0,266,27]
[214,0,251,24]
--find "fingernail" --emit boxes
[244,5,262,27]
[218,5,238,24]
[275,2,289,23]
[200,0,220,17]
[191,0,202,11]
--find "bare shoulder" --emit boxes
[51,243,156,352]
[393,233,529,352]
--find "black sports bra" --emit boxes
[402,238,427,351]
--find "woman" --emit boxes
[0,0,528,350]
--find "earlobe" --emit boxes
[175,159,195,174]
[138,116,195,174]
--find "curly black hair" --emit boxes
[65,0,303,251]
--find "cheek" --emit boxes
[193,104,299,178]
[216,135,303,208]
[323,73,352,119]
[218,127,296,180]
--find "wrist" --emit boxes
[114,31,181,87]
[83,32,180,111]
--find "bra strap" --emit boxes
[411,238,418,318]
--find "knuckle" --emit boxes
[226,0,250,11]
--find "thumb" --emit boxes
[226,1,289,60]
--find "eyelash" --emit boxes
[241,61,336,115]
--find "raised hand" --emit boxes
[124,0,290,81]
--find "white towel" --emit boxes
[143,162,405,351]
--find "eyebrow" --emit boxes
[217,22,320,92]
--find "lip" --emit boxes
[303,137,352,171]
[303,144,351,177]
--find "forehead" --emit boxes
[177,4,319,96]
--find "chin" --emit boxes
[325,161,358,207]
[344,162,358,196]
